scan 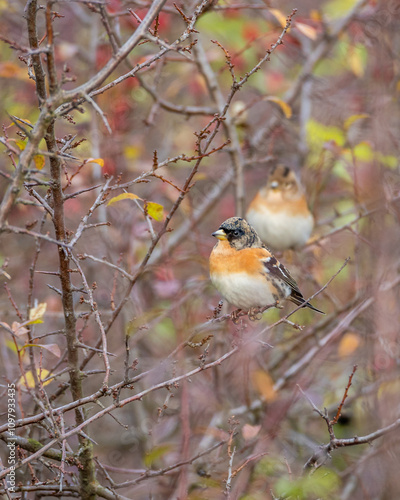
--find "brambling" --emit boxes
[209,217,323,316]
[246,165,314,251]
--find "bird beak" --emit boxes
[212,229,227,240]
[270,181,279,189]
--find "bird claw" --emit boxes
[231,309,243,324]
[248,307,263,321]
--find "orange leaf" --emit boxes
[0,62,26,79]
[264,96,292,119]
[87,158,104,167]
[251,370,277,402]
[269,8,287,28]
[242,424,261,440]
[338,333,360,357]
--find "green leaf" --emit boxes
[324,0,358,19]
[146,201,164,221]
[275,468,340,499]
[107,193,140,207]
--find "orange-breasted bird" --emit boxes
[209,217,323,315]
[246,165,314,251]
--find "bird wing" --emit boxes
[260,249,324,314]
[261,252,303,296]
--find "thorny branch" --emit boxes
[0,0,397,498]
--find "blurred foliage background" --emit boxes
[1,0,400,498]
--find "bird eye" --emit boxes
[233,230,239,237]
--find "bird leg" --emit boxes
[231,308,244,324]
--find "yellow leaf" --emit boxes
[87,158,104,167]
[15,117,32,125]
[19,369,52,388]
[33,154,45,170]
[107,193,141,206]
[15,140,26,150]
[338,332,360,357]
[124,145,142,160]
[194,173,207,181]
[348,47,364,77]
[269,8,287,28]
[251,370,277,402]
[28,302,47,324]
[296,22,318,40]
[343,113,369,131]
[264,96,292,119]
[12,322,29,336]
[146,201,164,221]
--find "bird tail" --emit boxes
[290,295,325,314]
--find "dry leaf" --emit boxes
[12,322,29,336]
[252,370,278,402]
[0,321,11,333]
[23,343,61,358]
[242,424,261,440]
[28,302,47,325]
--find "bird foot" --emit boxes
[231,309,243,324]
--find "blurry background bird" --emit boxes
[246,165,314,251]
